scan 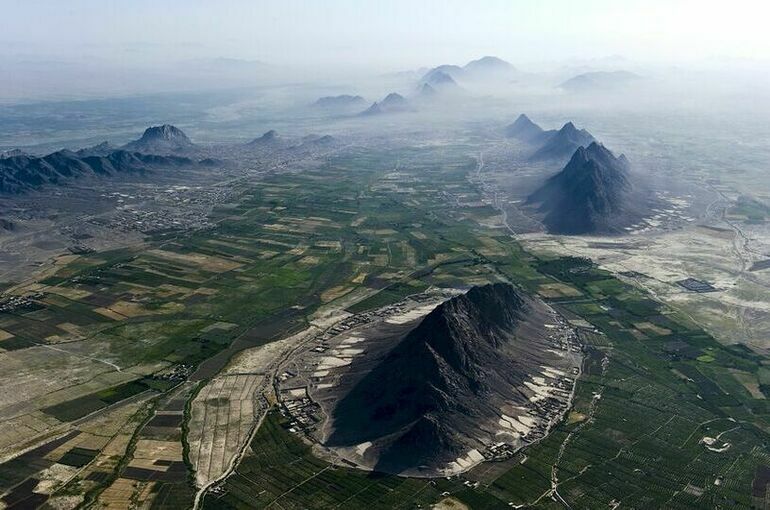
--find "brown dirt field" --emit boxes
[321,285,354,303]
[538,282,583,298]
[97,478,155,508]
[634,322,672,336]
[46,287,92,300]
[93,307,126,321]
[432,497,470,510]
[146,249,243,272]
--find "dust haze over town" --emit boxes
[1,1,770,509]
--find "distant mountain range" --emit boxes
[244,130,336,152]
[463,56,517,78]
[417,70,464,99]
[245,129,282,147]
[326,283,576,475]
[0,148,203,195]
[529,122,595,162]
[526,142,647,234]
[421,56,517,84]
[559,70,642,93]
[313,95,367,109]
[360,92,413,115]
[0,124,210,195]
[506,115,595,162]
[122,124,196,154]
[76,141,116,157]
[0,149,28,159]
[504,114,553,144]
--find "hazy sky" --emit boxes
[3,0,770,71]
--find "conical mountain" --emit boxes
[122,124,195,153]
[359,92,413,115]
[527,142,643,234]
[246,130,281,146]
[529,121,595,162]
[463,56,517,79]
[325,283,576,475]
[505,114,551,143]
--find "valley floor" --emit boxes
[0,141,767,509]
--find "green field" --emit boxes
[1,144,769,509]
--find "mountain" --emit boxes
[295,134,336,149]
[422,65,466,83]
[505,114,554,143]
[463,56,517,79]
[559,71,641,93]
[326,283,578,475]
[360,102,383,116]
[246,130,282,147]
[379,92,411,111]
[421,57,516,85]
[76,141,115,157]
[0,149,199,195]
[359,93,412,115]
[122,124,195,154]
[417,83,437,99]
[0,149,27,159]
[424,70,457,88]
[313,95,366,109]
[526,142,645,234]
[529,121,595,162]
[420,71,463,97]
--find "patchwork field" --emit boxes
[0,143,767,509]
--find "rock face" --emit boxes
[122,124,195,153]
[529,121,595,162]
[0,149,198,194]
[526,142,643,234]
[325,283,580,476]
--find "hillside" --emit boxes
[529,121,595,162]
[526,142,646,234]
[325,283,579,475]
[122,124,195,154]
[360,93,412,115]
[559,70,641,93]
[505,114,555,144]
[313,95,367,109]
[0,149,200,194]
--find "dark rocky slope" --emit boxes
[528,121,595,162]
[0,149,201,195]
[122,124,195,154]
[325,283,578,475]
[526,142,647,234]
[505,114,554,144]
